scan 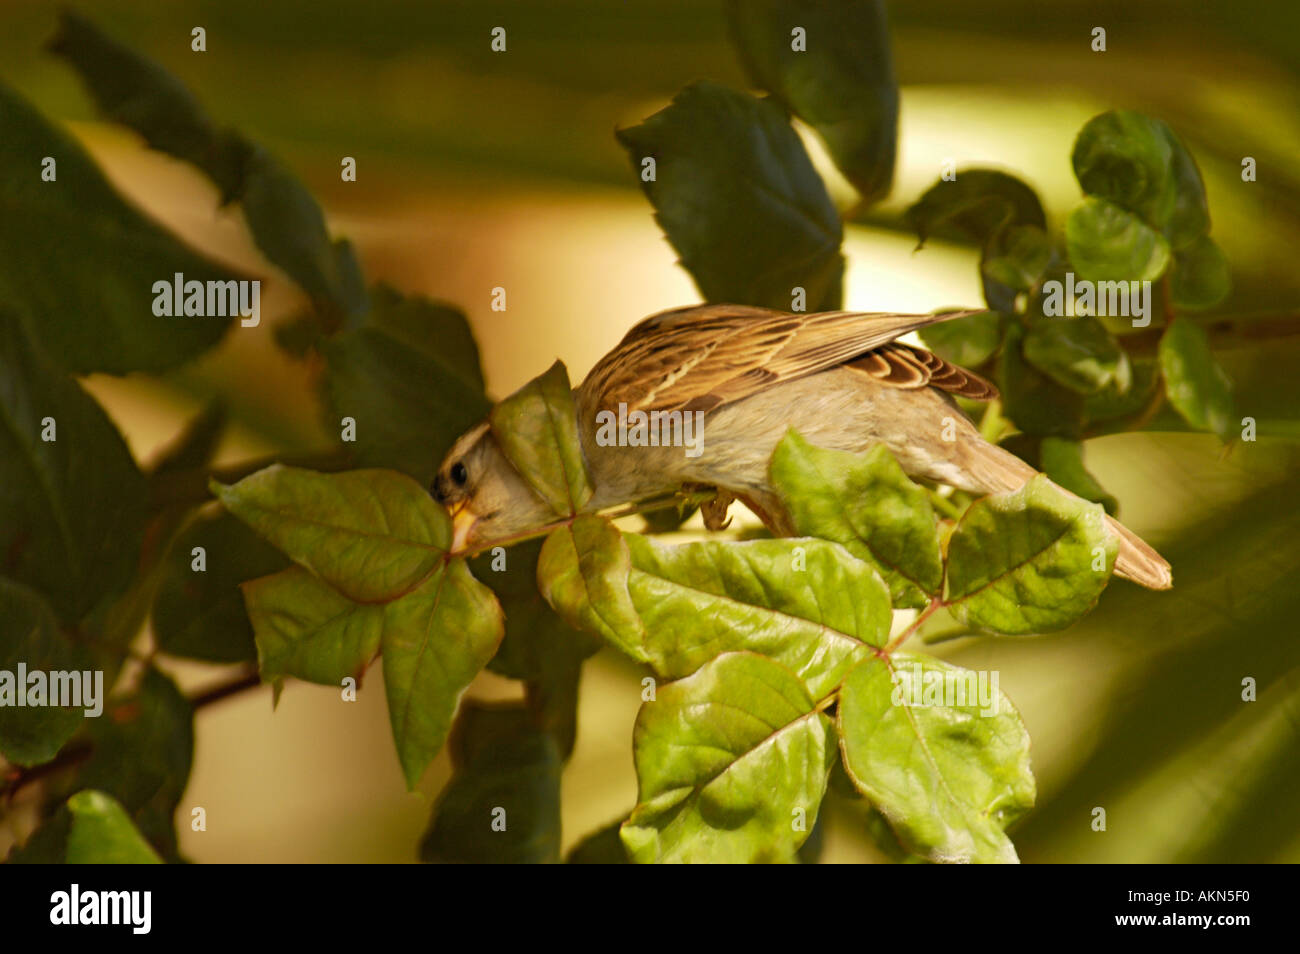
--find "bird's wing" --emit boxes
[582,304,995,413]
[847,343,998,401]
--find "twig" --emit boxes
[1,668,263,805]
[884,598,943,654]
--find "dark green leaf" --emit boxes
[726,0,898,203]
[239,147,368,320]
[65,790,162,864]
[1066,197,1171,284]
[944,475,1117,634]
[1071,110,1209,247]
[382,559,504,789]
[1072,110,1178,226]
[0,311,148,620]
[0,83,238,373]
[982,224,1052,293]
[1159,319,1234,439]
[48,11,248,200]
[617,80,844,310]
[566,819,629,863]
[1084,358,1160,432]
[838,652,1034,863]
[49,12,367,322]
[622,652,833,863]
[147,402,226,477]
[4,808,72,863]
[0,579,95,765]
[918,310,1003,368]
[905,169,1045,248]
[770,431,942,607]
[999,321,1085,439]
[489,361,593,517]
[322,285,489,484]
[1171,235,1231,310]
[474,538,599,759]
[1039,437,1118,515]
[1023,316,1130,394]
[639,499,700,534]
[212,465,449,603]
[79,667,193,860]
[153,511,288,663]
[420,701,562,863]
[1161,125,1213,248]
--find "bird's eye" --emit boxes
[450,461,468,486]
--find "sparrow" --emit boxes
[432,304,1172,590]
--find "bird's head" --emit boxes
[432,422,554,553]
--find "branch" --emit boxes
[1,668,263,805]
[1122,311,1300,356]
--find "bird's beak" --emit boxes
[448,500,478,554]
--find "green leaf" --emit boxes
[148,401,226,477]
[65,790,162,864]
[906,169,1045,248]
[621,652,834,863]
[537,516,647,662]
[79,667,193,860]
[0,311,148,620]
[0,84,239,373]
[725,0,898,203]
[242,565,384,686]
[382,560,504,789]
[322,286,490,484]
[1066,197,1171,284]
[49,12,367,322]
[1170,235,1231,310]
[212,465,448,603]
[1071,110,1209,247]
[918,310,1003,368]
[1023,316,1130,395]
[1159,319,1234,439]
[1084,358,1160,432]
[539,518,886,697]
[1038,437,1118,516]
[622,535,885,697]
[944,475,1117,634]
[153,511,288,663]
[616,80,843,311]
[837,652,1035,863]
[489,361,592,517]
[420,701,562,863]
[770,431,942,608]
[0,579,95,766]
[999,321,1085,439]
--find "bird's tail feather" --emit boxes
[954,439,1173,591]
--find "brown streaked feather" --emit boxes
[847,343,999,401]
[582,304,990,413]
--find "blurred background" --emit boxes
[2,0,1298,861]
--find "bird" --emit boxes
[431,304,1172,590]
